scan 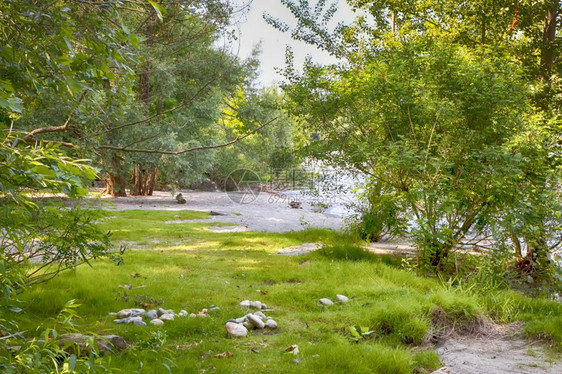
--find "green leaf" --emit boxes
[32,165,56,179]
[0,79,14,93]
[83,167,98,181]
[68,354,77,371]
[348,325,361,339]
[63,36,76,57]
[148,0,167,22]
[0,96,24,113]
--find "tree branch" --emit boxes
[23,91,88,141]
[27,138,80,149]
[98,117,276,155]
[97,79,215,135]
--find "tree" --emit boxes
[269,0,561,272]
[95,0,256,196]
[0,134,110,295]
[4,1,272,197]
[0,0,266,294]
[0,0,133,298]
[210,86,304,185]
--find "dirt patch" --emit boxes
[427,309,562,374]
[365,241,417,256]
[435,335,561,374]
[208,225,249,233]
[78,190,344,233]
[277,243,321,255]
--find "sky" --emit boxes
[233,0,354,86]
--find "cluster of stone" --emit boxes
[110,306,219,326]
[224,300,277,338]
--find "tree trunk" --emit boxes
[138,20,155,103]
[105,155,128,197]
[131,164,158,196]
[106,173,127,197]
[138,69,150,103]
[510,229,522,257]
[539,2,559,81]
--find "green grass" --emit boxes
[12,209,562,373]
[98,209,342,250]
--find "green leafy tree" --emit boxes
[0,0,130,299]
[4,1,270,197]
[94,1,256,196]
[210,87,304,185]
[270,0,561,272]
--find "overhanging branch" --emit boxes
[23,91,88,141]
[97,79,215,135]
[98,117,276,155]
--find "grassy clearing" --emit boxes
[12,210,562,373]
[98,209,341,251]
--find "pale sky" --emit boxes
[234,0,354,86]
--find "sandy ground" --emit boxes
[87,190,345,233]
[435,335,562,374]
[82,189,561,373]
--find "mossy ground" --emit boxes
[13,210,562,373]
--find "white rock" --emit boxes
[254,311,266,320]
[113,316,144,325]
[198,309,209,317]
[178,310,188,317]
[133,318,147,326]
[242,320,253,328]
[229,316,246,324]
[144,310,158,320]
[319,298,334,306]
[189,313,197,318]
[160,313,174,321]
[130,308,145,316]
[264,319,278,329]
[225,322,248,338]
[260,303,268,310]
[150,319,164,326]
[247,314,265,329]
[336,295,349,303]
[157,308,173,316]
[116,309,132,319]
[239,300,250,307]
[250,301,262,309]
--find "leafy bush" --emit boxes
[1,133,111,300]
[0,300,116,373]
